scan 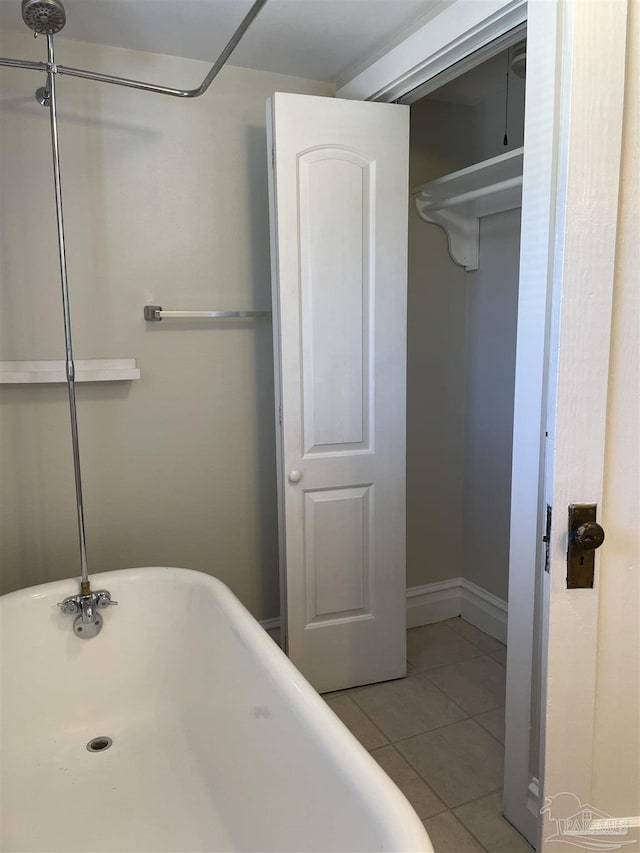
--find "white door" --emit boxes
[266,93,409,693]
[539,1,638,850]
[503,1,637,847]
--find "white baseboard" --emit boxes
[262,578,508,644]
[460,578,508,644]
[406,577,508,643]
[406,578,463,628]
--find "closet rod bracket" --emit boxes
[144,305,163,321]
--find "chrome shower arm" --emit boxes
[0,0,267,98]
[0,56,47,71]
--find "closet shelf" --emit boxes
[0,358,140,384]
[412,147,523,271]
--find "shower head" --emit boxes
[21,0,66,34]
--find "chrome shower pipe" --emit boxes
[45,34,89,586]
[0,56,47,71]
[0,0,268,98]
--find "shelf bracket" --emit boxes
[412,148,524,272]
[414,200,480,271]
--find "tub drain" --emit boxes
[86,736,112,753]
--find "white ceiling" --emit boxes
[0,0,442,83]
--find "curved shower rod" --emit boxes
[0,0,268,98]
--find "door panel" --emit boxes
[267,93,409,692]
[304,485,373,623]
[299,149,373,454]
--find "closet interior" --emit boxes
[406,45,527,624]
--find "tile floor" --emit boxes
[323,618,533,853]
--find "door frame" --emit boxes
[337,0,628,847]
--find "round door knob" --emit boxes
[574,522,605,550]
[288,470,302,484]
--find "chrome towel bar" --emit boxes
[144,305,271,322]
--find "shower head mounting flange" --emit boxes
[35,86,50,106]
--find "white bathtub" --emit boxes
[0,566,432,852]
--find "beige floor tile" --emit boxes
[423,811,485,853]
[447,618,507,657]
[474,707,505,744]
[351,672,467,741]
[323,694,387,750]
[407,622,484,672]
[455,791,533,852]
[371,745,447,820]
[426,655,506,715]
[397,719,504,808]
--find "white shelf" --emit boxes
[0,358,141,384]
[413,147,524,271]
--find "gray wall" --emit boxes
[1,29,524,609]
[463,210,521,598]
[0,30,333,616]
[407,78,523,601]
[472,73,526,161]
[406,100,472,589]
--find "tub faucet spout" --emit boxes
[81,594,95,623]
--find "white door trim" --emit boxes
[336,0,526,103]
[503,0,564,842]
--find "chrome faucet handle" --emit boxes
[58,597,79,615]
[95,590,118,608]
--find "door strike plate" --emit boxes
[567,503,605,589]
